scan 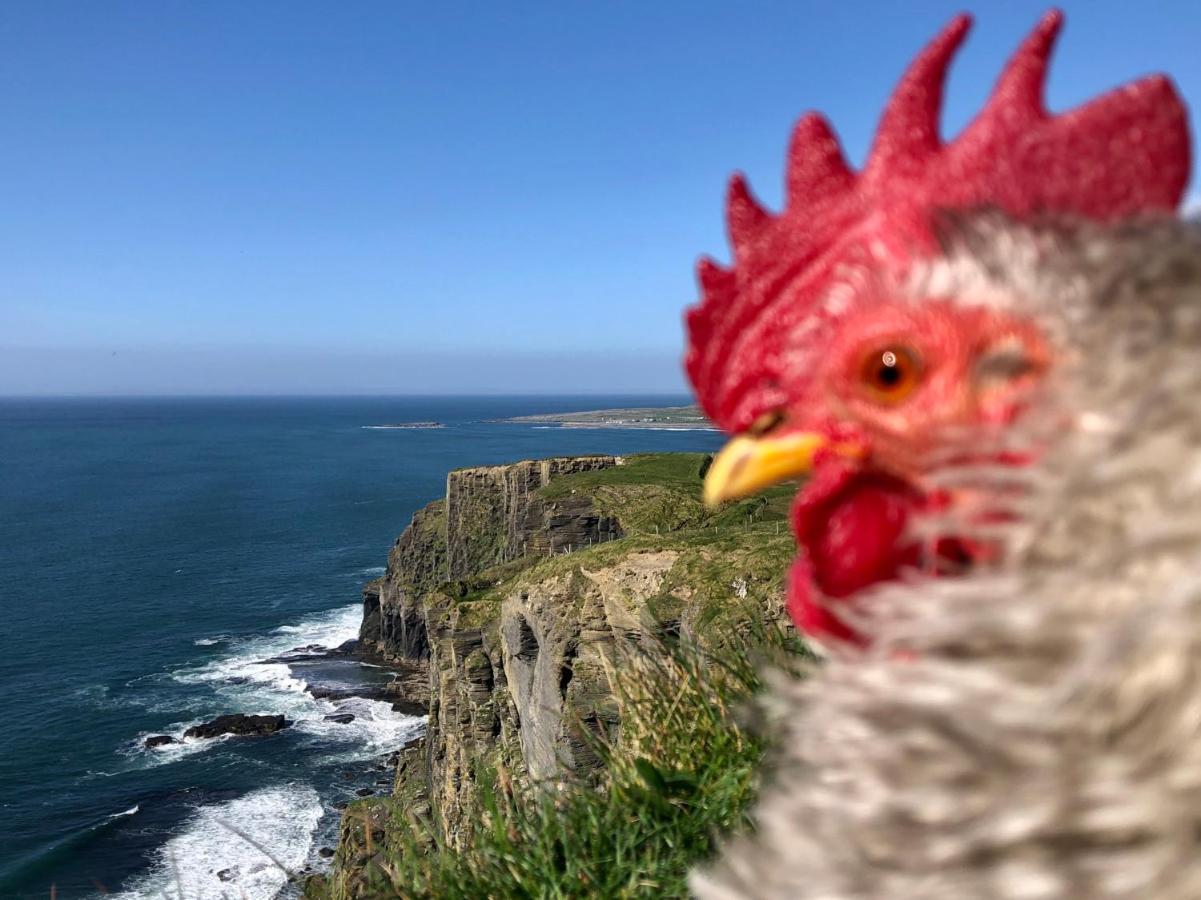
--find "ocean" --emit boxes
[0,396,723,899]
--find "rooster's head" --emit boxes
[685,11,1190,644]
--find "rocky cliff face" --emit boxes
[360,499,447,662]
[445,455,622,578]
[312,453,794,898]
[360,456,624,666]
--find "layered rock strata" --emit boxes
[309,453,793,898]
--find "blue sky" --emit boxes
[1,1,1198,395]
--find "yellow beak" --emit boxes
[702,432,859,507]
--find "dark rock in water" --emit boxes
[332,800,348,810]
[183,714,290,740]
[376,778,391,786]
[389,696,426,716]
[308,684,385,703]
[355,787,374,797]
[324,713,355,724]
[217,868,234,882]
[262,644,328,664]
[144,734,178,749]
[305,679,428,715]
[318,846,335,859]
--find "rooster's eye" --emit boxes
[860,345,922,403]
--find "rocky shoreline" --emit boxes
[142,636,430,753]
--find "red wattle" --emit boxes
[788,467,922,643]
[787,557,862,645]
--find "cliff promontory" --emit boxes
[309,453,797,898]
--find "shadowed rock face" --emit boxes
[360,457,624,667]
[361,500,448,663]
[445,456,622,578]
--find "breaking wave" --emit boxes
[107,785,322,900]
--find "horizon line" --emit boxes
[0,391,698,401]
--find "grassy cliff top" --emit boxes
[538,452,712,496]
[438,451,800,624]
[539,452,797,532]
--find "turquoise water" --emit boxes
[0,396,721,898]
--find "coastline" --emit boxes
[2,396,724,898]
[128,611,427,898]
[494,404,716,431]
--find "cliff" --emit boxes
[311,453,796,898]
[360,456,622,665]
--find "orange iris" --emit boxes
[860,345,922,403]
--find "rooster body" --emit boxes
[683,11,1201,897]
[693,212,1201,898]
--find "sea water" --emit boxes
[0,396,721,898]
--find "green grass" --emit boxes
[537,452,798,536]
[536,452,713,499]
[337,617,809,899]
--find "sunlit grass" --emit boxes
[330,617,809,899]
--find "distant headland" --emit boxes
[495,404,716,431]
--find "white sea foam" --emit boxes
[149,605,422,766]
[132,726,232,766]
[297,695,424,760]
[173,605,362,713]
[353,566,386,577]
[111,606,423,900]
[193,636,227,647]
[108,785,322,900]
[270,604,361,643]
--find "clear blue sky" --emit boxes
[2,1,1198,395]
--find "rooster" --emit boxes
[686,12,1201,900]
[687,10,1190,646]
[692,213,1201,898]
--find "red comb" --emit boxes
[686,11,1191,434]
